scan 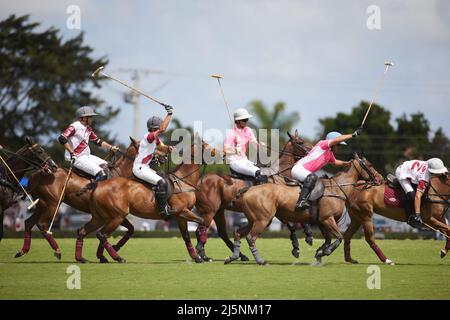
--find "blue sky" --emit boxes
[1,0,450,145]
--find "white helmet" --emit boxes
[427,158,448,174]
[234,108,253,121]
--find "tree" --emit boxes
[248,100,300,145]
[319,101,396,174]
[0,15,119,161]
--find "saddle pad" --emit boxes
[384,184,403,208]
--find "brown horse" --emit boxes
[75,139,218,263]
[225,154,382,265]
[194,130,313,261]
[0,137,57,240]
[15,137,139,261]
[343,173,450,265]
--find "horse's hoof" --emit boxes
[305,237,313,246]
[14,250,24,258]
[99,256,109,264]
[384,258,395,265]
[117,257,126,263]
[315,251,324,259]
[440,249,447,259]
[194,256,204,263]
[346,258,359,264]
[311,258,322,266]
[76,258,89,264]
[239,254,250,262]
[201,255,213,262]
[291,249,300,259]
[112,245,120,252]
[54,251,62,261]
[224,256,238,265]
[256,260,267,266]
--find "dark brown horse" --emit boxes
[194,130,313,261]
[1,137,57,240]
[76,139,218,263]
[15,137,139,261]
[225,154,382,265]
[344,173,450,265]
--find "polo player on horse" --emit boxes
[291,129,361,210]
[395,157,448,228]
[223,108,268,185]
[132,104,174,218]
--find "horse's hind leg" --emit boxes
[15,209,40,258]
[113,218,135,252]
[195,209,216,262]
[322,217,343,257]
[245,221,268,265]
[285,222,300,258]
[176,217,203,263]
[97,217,126,263]
[76,215,104,263]
[362,218,393,265]
[343,214,362,264]
[224,222,252,265]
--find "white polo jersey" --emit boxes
[134,132,161,167]
[61,121,99,160]
[396,160,430,192]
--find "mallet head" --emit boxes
[384,61,394,67]
[92,66,105,78]
[211,74,223,79]
[27,198,39,210]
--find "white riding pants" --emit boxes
[73,154,107,176]
[291,164,312,182]
[229,158,260,177]
[395,167,414,193]
[133,164,163,185]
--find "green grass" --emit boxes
[0,238,449,299]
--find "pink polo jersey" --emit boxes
[295,139,336,173]
[224,127,257,161]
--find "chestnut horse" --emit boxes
[344,173,450,265]
[225,154,382,265]
[76,139,218,263]
[1,137,57,240]
[15,137,139,261]
[194,130,313,261]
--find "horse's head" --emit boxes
[192,134,218,163]
[429,171,450,198]
[18,136,57,174]
[127,136,140,159]
[351,152,383,184]
[286,130,312,160]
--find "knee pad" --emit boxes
[305,173,318,188]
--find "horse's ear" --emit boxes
[25,136,34,146]
[129,136,137,145]
[287,131,293,140]
[294,129,299,137]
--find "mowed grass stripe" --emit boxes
[0,238,449,299]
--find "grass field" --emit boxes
[0,237,449,299]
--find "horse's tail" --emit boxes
[75,181,98,196]
[217,173,233,185]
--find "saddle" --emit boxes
[72,167,95,180]
[229,168,258,183]
[386,174,401,189]
[384,173,415,208]
[283,176,325,201]
[131,172,174,198]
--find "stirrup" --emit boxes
[295,199,310,211]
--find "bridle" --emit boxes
[424,174,450,217]
[0,144,54,175]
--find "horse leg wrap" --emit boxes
[21,231,32,253]
[75,239,84,261]
[41,231,59,251]
[370,242,387,262]
[246,235,264,264]
[186,242,197,259]
[290,231,299,251]
[195,226,208,245]
[324,239,342,256]
[445,238,450,251]
[97,232,119,260]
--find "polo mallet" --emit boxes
[92,66,168,108]
[211,74,235,128]
[46,161,74,235]
[422,221,450,239]
[360,61,394,129]
[0,154,39,210]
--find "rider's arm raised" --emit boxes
[328,134,353,147]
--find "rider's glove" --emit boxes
[352,127,363,138]
[162,103,173,115]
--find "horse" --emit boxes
[194,130,313,262]
[225,154,382,265]
[75,138,218,263]
[0,137,57,240]
[15,137,140,261]
[343,172,450,265]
